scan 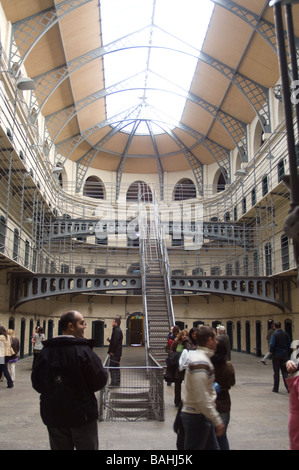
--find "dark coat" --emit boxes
[270,329,291,357]
[214,361,236,413]
[108,326,123,359]
[31,336,107,428]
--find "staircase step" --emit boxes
[107,408,154,420]
[140,236,173,370]
[110,391,149,400]
[110,401,150,409]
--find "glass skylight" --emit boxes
[99,0,214,135]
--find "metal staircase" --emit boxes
[139,198,175,366]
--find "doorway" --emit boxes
[237,321,241,352]
[246,321,251,354]
[212,320,222,330]
[255,321,262,357]
[227,321,233,351]
[193,320,204,328]
[20,318,26,359]
[128,313,144,345]
[285,319,293,342]
[92,320,105,347]
[175,321,185,331]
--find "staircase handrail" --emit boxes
[139,218,150,362]
[152,188,176,328]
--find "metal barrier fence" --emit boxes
[98,354,164,422]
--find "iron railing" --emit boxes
[98,353,164,422]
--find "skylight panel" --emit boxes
[99,0,214,135]
[153,0,214,50]
[100,0,153,43]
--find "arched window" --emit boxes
[83,176,105,199]
[217,172,226,192]
[173,178,196,200]
[126,181,152,202]
[253,120,264,154]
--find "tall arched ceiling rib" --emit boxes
[1,0,299,191]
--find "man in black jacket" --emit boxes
[269,321,291,393]
[107,317,123,386]
[31,310,107,450]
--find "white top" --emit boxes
[33,333,45,350]
[182,346,223,427]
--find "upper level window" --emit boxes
[83,177,105,199]
[173,178,196,201]
[251,187,256,206]
[265,242,272,276]
[126,181,153,202]
[281,234,289,271]
[217,172,226,192]
[277,159,285,183]
[262,175,268,197]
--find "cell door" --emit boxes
[92,320,104,347]
[130,318,143,345]
[255,321,262,357]
[246,321,251,354]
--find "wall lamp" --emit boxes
[16,77,35,91]
[52,166,63,174]
[234,169,247,178]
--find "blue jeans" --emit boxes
[0,361,13,387]
[217,412,230,450]
[181,412,220,450]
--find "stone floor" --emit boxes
[0,347,290,451]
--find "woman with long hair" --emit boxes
[171,330,190,407]
[32,326,45,369]
[0,326,14,388]
[211,336,235,450]
[7,329,19,382]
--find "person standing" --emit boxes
[181,326,224,450]
[107,317,123,387]
[261,321,274,365]
[211,337,235,450]
[32,326,45,369]
[0,326,14,388]
[31,310,107,450]
[270,321,291,393]
[171,330,189,407]
[166,325,180,351]
[7,329,20,383]
[216,325,231,361]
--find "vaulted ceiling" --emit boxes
[1,0,297,192]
